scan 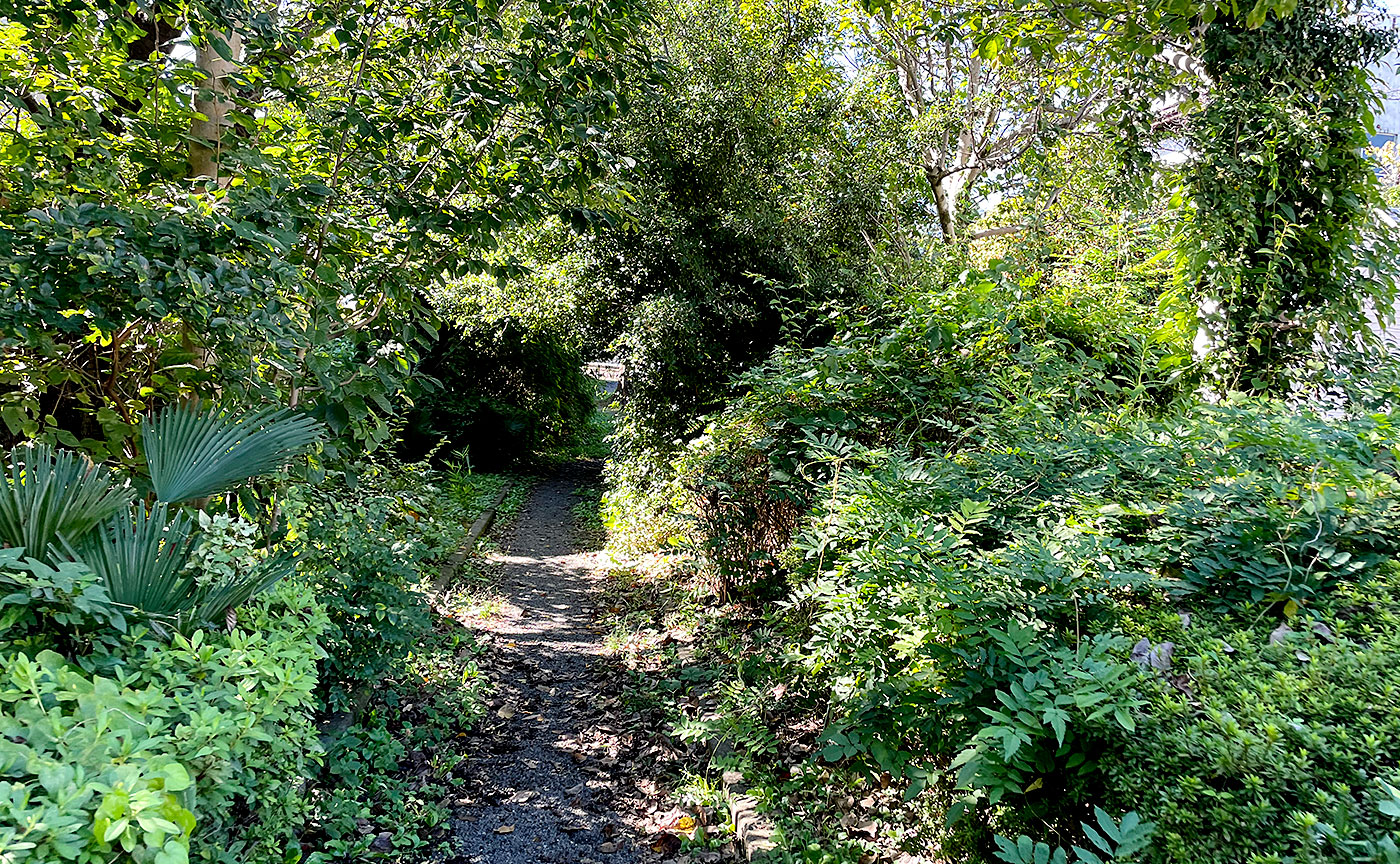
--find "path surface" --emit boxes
[449,463,649,864]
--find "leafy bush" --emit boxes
[675,415,803,598]
[121,580,329,859]
[0,649,198,864]
[0,551,128,653]
[0,562,329,863]
[672,369,1400,856]
[663,263,1184,578]
[1101,570,1400,864]
[291,460,473,711]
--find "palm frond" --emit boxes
[77,503,198,617]
[0,443,133,563]
[143,402,325,503]
[193,551,299,628]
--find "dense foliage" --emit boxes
[405,316,597,468]
[0,0,649,459]
[7,0,1400,858]
[0,456,495,861]
[1183,0,1398,392]
[583,0,1400,860]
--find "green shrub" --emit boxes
[675,415,802,598]
[0,647,197,864]
[291,461,474,712]
[752,395,1400,855]
[658,263,1188,566]
[0,551,128,655]
[129,579,329,859]
[0,565,329,863]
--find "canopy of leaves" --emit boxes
[0,0,651,458]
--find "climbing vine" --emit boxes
[1182,0,1398,393]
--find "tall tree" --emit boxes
[851,0,1118,241]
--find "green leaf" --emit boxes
[1094,807,1121,843]
[0,443,132,564]
[1112,707,1135,732]
[104,817,130,843]
[143,402,324,503]
[159,763,192,792]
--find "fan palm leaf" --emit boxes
[143,403,325,503]
[194,551,299,628]
[78,503,198,617]
[0,443,132,564]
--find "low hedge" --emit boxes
[0,570,328,863]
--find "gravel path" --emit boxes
[449,463,647,864]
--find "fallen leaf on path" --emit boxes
[509,790,536,803]
[651,834,683,857]
[496,825,515,834]
[660,813,696,832]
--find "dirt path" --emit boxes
[448,463,651,864]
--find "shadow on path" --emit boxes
[447,462,652,864]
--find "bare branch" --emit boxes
[970,224,1028,239]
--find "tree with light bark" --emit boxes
[848,0,1126,241]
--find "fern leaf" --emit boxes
[77,503,198,617]
[0,443,132,564]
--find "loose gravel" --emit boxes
[448,463,645,864]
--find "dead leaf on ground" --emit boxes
[495,825,515,834]
[651,833,683,857]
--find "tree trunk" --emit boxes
[189,31,242,181]
[929,168,957,242]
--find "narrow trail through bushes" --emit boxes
[448,462,655,864]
